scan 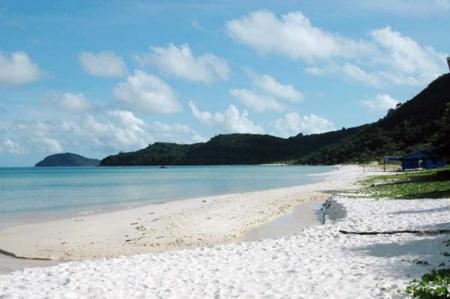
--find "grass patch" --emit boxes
[361,166,450,199]
[405,268,450,299]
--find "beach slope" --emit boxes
[0,166,362,260]
[1,195,448,298]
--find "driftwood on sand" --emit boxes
[339,229,450,236]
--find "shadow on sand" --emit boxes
[350,222,450,280]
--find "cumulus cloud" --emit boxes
[340,63,381,87]
[1,110,204,156]
[0,51,43,85]
[370,27,445,85]
[251,73,304,102]
[307,63,381,87]
[79,51,127,77]
[226,10,370,62]
[273,112,335,137]
[361,94,399,112]
[75,112,204,150]
[229,89,284,112]
[114,70,182,114]
[150,121,205,144]
[227,10,447,87]
[189,101,264,134]
[56,112,151,153]
[231,70,304,113]
[48,92,92,113]
[136,43,230,83]
[5,121,64,154]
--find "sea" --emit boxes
[0,165,331,228]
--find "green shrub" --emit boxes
[405,268,450,298]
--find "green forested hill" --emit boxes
[300,73,450,163]
[100,74,450,166]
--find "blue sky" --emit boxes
[0,0,449,166]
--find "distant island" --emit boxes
[101,74,450,166]
[35,153,100,167]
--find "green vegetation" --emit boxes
[405,268,450,299]
[361,167,450,199]
[298,74,450,164]
[101,73,450,166]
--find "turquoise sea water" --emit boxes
[0,166,331,227]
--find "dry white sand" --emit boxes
[1,195,449,298]
[0,166,362,262]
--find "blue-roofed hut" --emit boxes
[401,147,447,171]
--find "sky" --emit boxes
[0,0,449,166]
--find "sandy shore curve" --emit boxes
[0,165,363,261]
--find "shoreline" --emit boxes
[0,199,328,275]
[0,165,363,263]
[0,165,331,231]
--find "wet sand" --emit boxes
[0,254,58,275]
[243,199,324,241]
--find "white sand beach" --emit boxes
[1,196,449,298]
[0,166,361,261]
[1,165,449,298]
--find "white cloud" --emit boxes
[230,70,304,113]
[305,66,326,76]
[309,63,381,87]
[361,94,399,112]
[59,112,152,152]
[114,70,182,114]
[230,89,284,112]
[340,63,381,87]
[227,10,447,87]
[104,110,147,148]
[151,121,205,144]
[0,138,25,154]
[136,44,230,83]
[49,92,92,113]
[7,120,64,154]
[273,112,335,137]
[188,101,216,124]
[189,101,264,134]
[370,26,445,85]
[308,46,443,87]
[39,137,64,153]
[0,51,43,85]
[226,10,370,62]
[191,20,206,32]
[76,112,203,151]
[250,73,304,101]
[2,110,204,156]
[79,51,127,77]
